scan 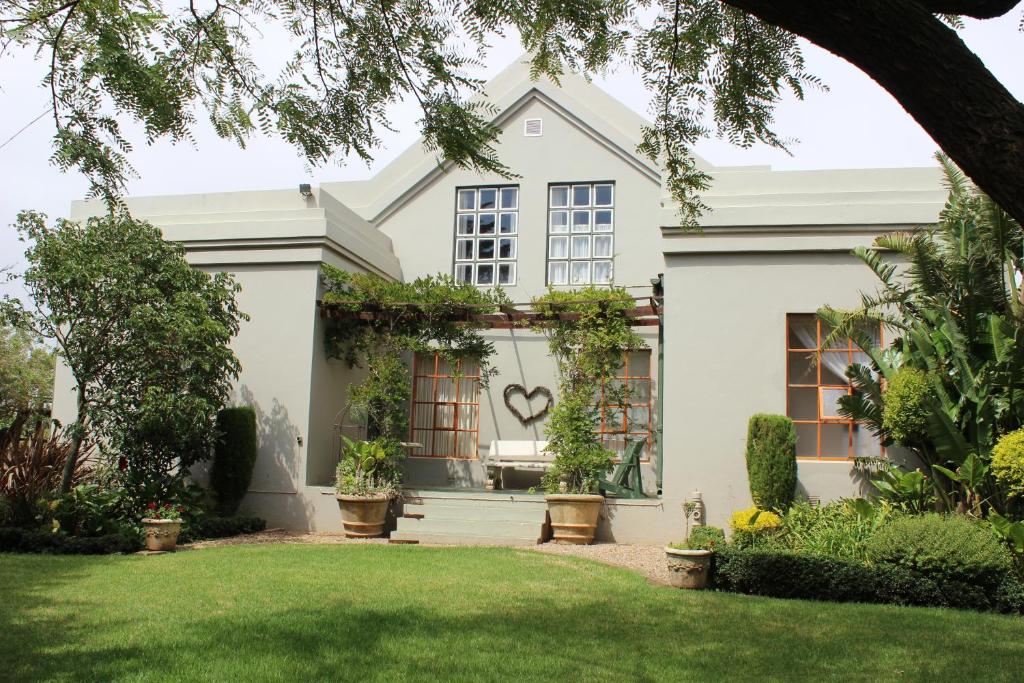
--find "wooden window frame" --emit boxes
[596,350,653,462]
[786,314,883,461]
[409,352,481,459]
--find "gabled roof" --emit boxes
[322,54,702,224]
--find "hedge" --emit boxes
[0,527,141,555]
[210,407,259,515]
[745,414,797,511]
[711,546,1024,614]
[179,515,266,543]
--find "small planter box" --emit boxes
[664,547,713,589]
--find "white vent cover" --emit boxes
[524,118,543,137]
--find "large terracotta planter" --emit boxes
[141,519,182,551]
[336,494,392,538]
[545,494,604,544]
[664,547,713,589]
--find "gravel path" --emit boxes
[182,530,670,585]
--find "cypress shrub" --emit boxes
[744,414,797,511]
[210,407,258,515]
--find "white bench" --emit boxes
[484,440,553,490]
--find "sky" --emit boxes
[1,9,1023,296]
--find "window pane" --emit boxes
[852,424,880,457]
[594,184,613,206]
[788,351,816,385]
[821,423,849,457]
[476,263,494,285]
[550,186,569,207]
[477,239,495,260]
[457,189,476,210]
[795,423,818,457]
[593,260,612,284]
[499,213,517,234]
[457,214,475,235]
[572,210,591,232]
[822,323,848,350]
[500,187,518,209]
[548,261,568,285]
[821,387,849,420]
[821,352,849,385]
[594,209,613,232]
[855,322,882,348]
[498,263,515,285]
[571,235,591,258]
[788,387,817,421]
[498,237,516,260]
[572,185,591,207]
[628,351,651,376]
[478,213,496,235]
[593,234,613,257]
[479,188,497,210]
[454,264,472,283]
[549,236,568,259]
[570,261,591,285]
[455,239,474,261]
[549,210,568,233]
[787,314,818,349]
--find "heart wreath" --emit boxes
[503,384,554,425]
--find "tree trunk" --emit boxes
[59,385,86,494]
[723,0,1024,226]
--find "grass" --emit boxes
[3,544,1024,682]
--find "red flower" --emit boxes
[147,502,157,510]
[177,506,185,513]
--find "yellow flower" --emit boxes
[730,506,782,533]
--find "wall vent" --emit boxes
[807,496,822,508]
[524,118,543,137]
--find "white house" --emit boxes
[52,56,947,543]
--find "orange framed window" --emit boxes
[597,350,653,461]
[410,353,481,458]
[786,314,883,461]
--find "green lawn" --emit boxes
[3,545,1023,682]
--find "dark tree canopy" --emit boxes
[1,1,1022,225]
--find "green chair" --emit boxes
[599,439,646,499]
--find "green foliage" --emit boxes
[1,211,245,498]
[48,484,130,537]
[178,515,266,544]
[770,500,890,562]
[818,156,1024,515]
[869,462,936,514]
[865,513,1012,609]
[0,324,54,428]
[882,367,931,443]
[532,287,646,494]
[0,526,141,555]
[335,437,400,497]
[744,414,797,511]
[685,525,725,551]
[210,407,259,516]
[991,429,1024,500]
[141,502,185,521]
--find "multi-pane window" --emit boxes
[597,351,653,460]
[547,182,614,286]
[454,186,518,286]
[786,314,883,460]
[410,353,481,458]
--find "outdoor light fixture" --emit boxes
[299,183,313,198]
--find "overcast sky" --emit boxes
[2,11,1023,295]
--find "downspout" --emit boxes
[654,273,665,496]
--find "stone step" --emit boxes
[395,517,545,539]
[388,530,541,546]
[402,490,547,508]
[401,503,548,523]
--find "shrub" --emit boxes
[49,484,130,537]
[729,506,783,549]
[686,525,725,551]
[210,407,259,515]
[178,515,266,543]
[775,500,888,562]
[0,420,91,526]
[881,367,931,443]
[0,526,141,554]
[865,513,1013,610]
[992,429,1024,500]
[744,414,797,511]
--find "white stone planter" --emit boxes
[664,546,713,589]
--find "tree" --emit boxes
[1,2,1021,226]
[0,324,54,428]
[0,211,246,494]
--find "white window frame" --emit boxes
[547,182,614,286]
[454,186,518,286]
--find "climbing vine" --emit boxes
[532,287,648,494]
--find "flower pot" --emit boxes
[336,494,392,538]
[545,494,604,544]
[141,519,183,552]
[664,547,713,589]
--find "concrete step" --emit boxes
[389,530,541,546]
[395,516,544,538]
[402,490,547,507]
[401,503,547,523]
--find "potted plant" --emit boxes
[335,436,399,538]
[140,502,185,551]
[665,526,723,589]
[541,393,614,544]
